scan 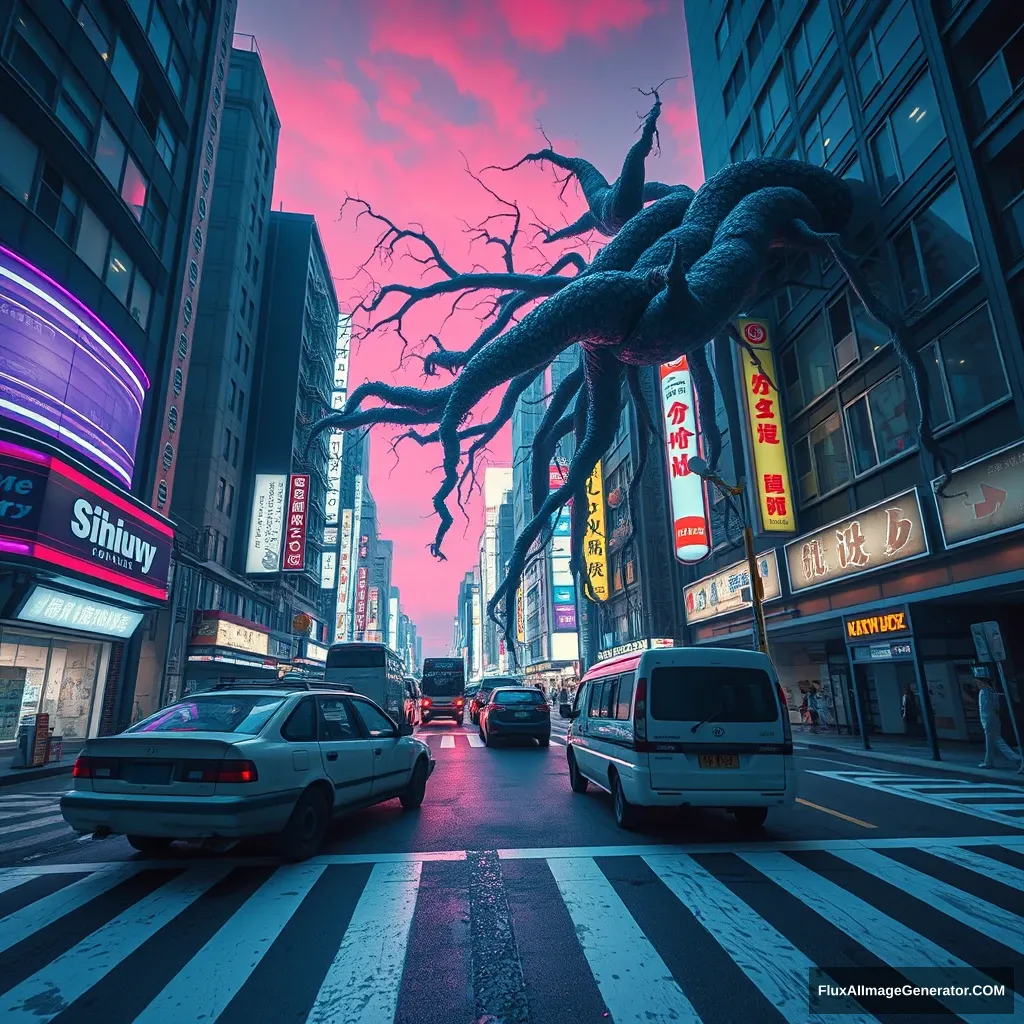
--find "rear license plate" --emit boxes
[129,762,173,785]
[514,711,530,718]
[698,754,739,769]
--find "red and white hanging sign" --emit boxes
[282,473,310,571]
[659,357,710,564]
[355,566,369,632]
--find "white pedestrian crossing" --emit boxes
[418,730,556,750]
[807,769,1024,829]
[0,792,78,862]
[0,835,1019,1022]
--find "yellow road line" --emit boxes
[796,797,876,829]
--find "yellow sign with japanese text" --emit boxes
[583,460,610,600]
[737,318,796,532]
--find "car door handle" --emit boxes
[326,751,338,761]
[373,747,382,756]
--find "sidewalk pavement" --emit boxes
[0,742,83,788]
[795,729,1024,784]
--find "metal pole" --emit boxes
[907,607,941,761]
[845,645,871,750]
[743,525,769,657]
[995,660,1024,757]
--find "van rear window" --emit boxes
[649,667,777,722]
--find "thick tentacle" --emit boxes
[541,212,597,243]
[607,92,663,230]
[530,365,585,515]
[620,366,653,587]
[687,342,721,472]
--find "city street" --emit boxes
[0,720,1022,1023]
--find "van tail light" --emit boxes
[633,677,647,744]
[421,697,432,708]
[213,760,259,783]
[777,684,793,744]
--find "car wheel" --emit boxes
[400,758,429,810]
[611,772,641,830]
[456,716,464,726]
[567,750,588,794]
[127,835,173,855]
[483,727,493,747]
[734,806,768,831]
[537,734,550,747]
[278,787,330,862]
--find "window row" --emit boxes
[215,477,235,517]
[221,428,240,467]
[127,0,188,102]
[228,380,246,420]
[585,673,635,720]
[0,115,153,329]
[208,529,228,565]
[852,0,918,103]
[791,305,1010,505]
[232,332,251,372]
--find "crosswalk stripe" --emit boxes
[922,844,1024,891]
[0,826,77,856]
[832,847,1024,955]
[0,863,140,955]
[440,736,455,748]
[0,814,65,838]
[644,854,875,1024]
[305,860,422,1024]
[466,734,484,747]
[134,863,327,1024]
[547,856,701,1024]
[741,851,1024,1023]
[0,866,231,1022]
[0,871,38,897]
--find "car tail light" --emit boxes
[72,755,92,778]
[214,760,259,783]
[421,697,432,708]
[777,684,793,743]
[486,702,502,712]
[455,698,464,707]
[72,756,117,779]
[633,677,647,744]
[537,703,550,712]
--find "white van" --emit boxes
[560,646,795,830]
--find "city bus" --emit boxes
[325,642,406,723]
[420,656,466,725]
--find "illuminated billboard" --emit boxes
[0,244,148,488]
[245,474,287,574]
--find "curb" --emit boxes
[796,741,1024,785]
[0,763,74,788]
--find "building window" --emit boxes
[155,115,176,170]
[962,15,1024,128]
[845,372,915,474]
[804,84,854,169]
[989,132,1024,263]
[240,287,248,316]
[232,435,239,466]
[724,55,747,115]
[755,64,790,150]
[95,118,125,186]
[715,0,734,55]
[869,72,946,198]
[222,428,232,460]
[772,251,814,322]
[245,244,252,271]
[923,305,1010,429]
[7,10,61,105]
[782,313,834,410]
[0,113,39,203]
[129,271,151,328]
[252,257,259,282]
[72,0,113,62]
[257,217,263,241]
[75,204,109,276]
[238,389,245,419]
[56,71,100,151]
[746,0,776,66]
[218,534,228,563]
[249,203,256,229]
[35,162,80,244]
[105,237,133,304]
[790,0,832,87]
[229,380,237,413]
[225,484,234,517]
[146,4,170,66]
[110,38,139,102]
[892,179,977,311]
[853,0,918,102]
[234,332,243,361]
[793,411,850,504]
[215,477,226,511]
[247,299,255,328]
[142,190,166,248]
[730,120,758,163]
[121,155,148,221]
[244,344,250,371]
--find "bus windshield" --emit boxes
[327,645,385,669]
[421,658,465,697]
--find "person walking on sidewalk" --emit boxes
[976,677,1023,772]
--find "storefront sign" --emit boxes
[659,357,710,562]
[245,473,286,574]
[852,641,914,661]
[355,566,369,633]
[304,640,327,662]
[684,549,781,624]
[582,461,609,600]
[0,243,148,487]
[336,507,353,641]
[367,586,380,631]
[189,613,270,657]
[0,437,172,600]
[282,473,309,571]
[553,604,577,631]
[737,319,796,532]
[596,637,675,661]
[933,440,1024,549]
[18,585,143,638]
[844,609,910,641]
[321,550,336,589]
[549,462,567,493]
[784,488,928,593]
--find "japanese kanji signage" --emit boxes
[355,566,368,633]
[659,357,710,562]
[516,585,525,643]
[784,488,928,593]
[684,550,782,625]
[582,461,609,601]
[282,474,309,572]
[335,508,353,641]
[933,440,1024,549]
[737,319,795,533]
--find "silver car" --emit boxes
[61,682,435,861]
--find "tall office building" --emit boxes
[0,0,235,737]
[682,0,1024,746]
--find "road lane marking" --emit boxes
[921,844,1024,891]
[548,856,700,1023]
[0,814,65,837]
[796,798,876,829]
[306,860,421,1024]
[136,862,327,1024]
[466,734,484,747]
[645,854,875,1023]
[440,736,455,749]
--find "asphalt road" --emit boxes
[0,719,1022,1023]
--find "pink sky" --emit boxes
[235,0,704,653]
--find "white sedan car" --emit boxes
[61,683,435,861]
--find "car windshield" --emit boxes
[649,667,777,722]
[494,690,544,705]
[127,695,285,734]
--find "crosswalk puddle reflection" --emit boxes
[0,836,1021,1023]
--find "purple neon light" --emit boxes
[0,245,148,485]
[0,538,33,556]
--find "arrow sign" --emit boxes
[972,482,1006,520]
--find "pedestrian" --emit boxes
[976,677,1023,772]
[901,684,918,734]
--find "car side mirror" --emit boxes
[559,703,573,719]
[398,723,414,737]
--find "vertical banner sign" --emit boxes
[516,585,525,643]
[335,507,354,641]
[245,474,287,574]
[320,551,336,590]
[659,357,710,562]
[348,474,364,625]
[355,566,369,634]
[583,461,609,600]
[737,319,796,532]
[152,1,237,512]
[367,587,380,631]
[282,474,310,571]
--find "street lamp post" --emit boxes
[689,458,769,657]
